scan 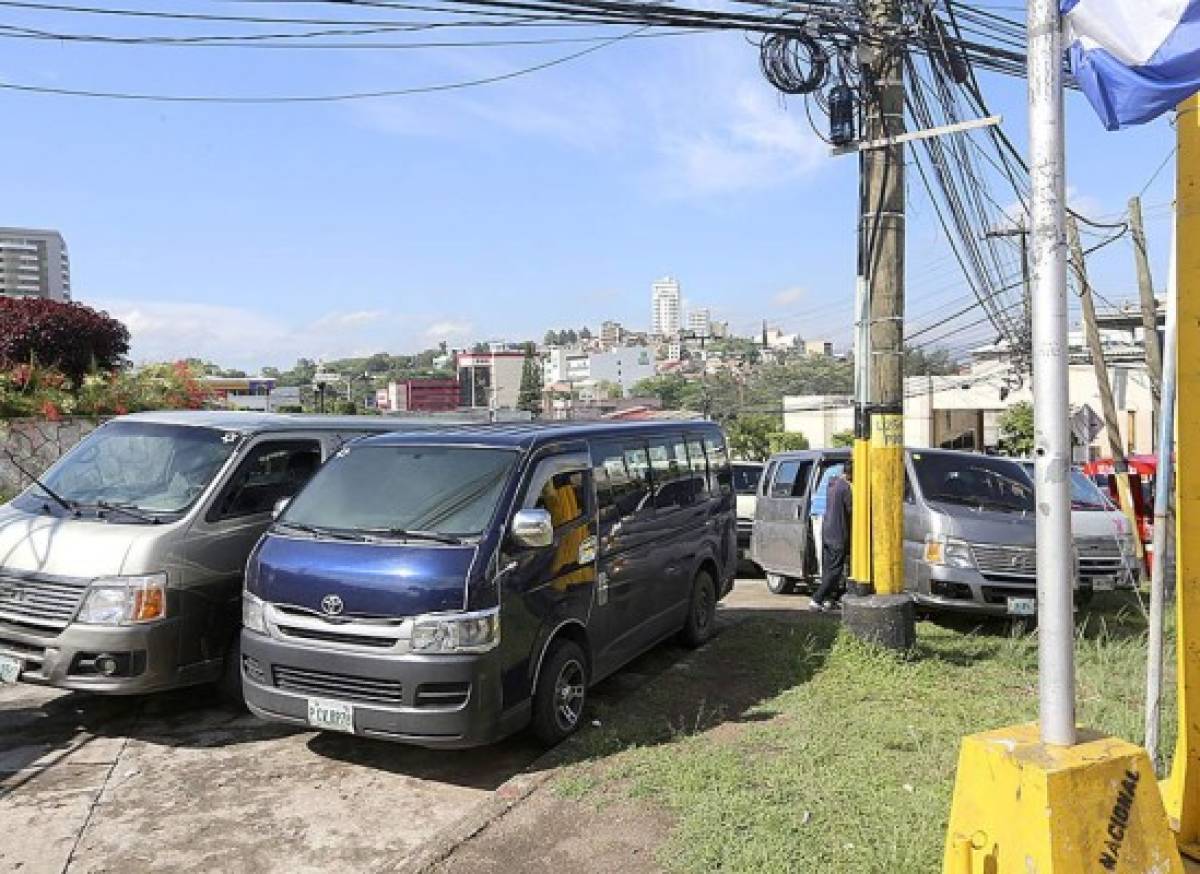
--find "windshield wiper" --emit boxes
[275,521,368,542]
[71,501,162,524]
[3,450,75,515]
[360,528,467,545]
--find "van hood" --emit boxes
[0,504,166,578]
[926,501,1036,547]
[251,533,476,618]
[1072,508,1130,539]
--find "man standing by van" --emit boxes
[811,463,852,612]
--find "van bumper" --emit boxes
[240,630,521,749]
[0,617,204,694]
[912,565,1040,618]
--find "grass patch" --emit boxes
[554,593,1174,874]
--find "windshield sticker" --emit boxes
[221,432,239,444]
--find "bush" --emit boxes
[0,298,129,383]
[0,361,212,419]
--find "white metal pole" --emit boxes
[1145,215,1178,766]
[1027,0,1076,746]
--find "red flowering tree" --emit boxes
[0,297,129,383]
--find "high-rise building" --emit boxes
[651,277,681,337]
[0,228,70,302]
[687,308,712,337]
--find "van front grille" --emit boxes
[272,665,405,705]
[274,624,399,649]
[970,544,1036,582]
[0,573,88,630]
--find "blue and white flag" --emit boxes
[1062,0,1200,129]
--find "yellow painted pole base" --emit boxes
[943,723,1183,874]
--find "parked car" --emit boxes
[0,412,430,698]
[1082,453,1158,571]
[241,421,737,748]
[751,447,1078,617]
[1018,462,1140,596]
[732,461,764,564]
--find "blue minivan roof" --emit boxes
[354,420,720,451]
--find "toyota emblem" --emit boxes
[321,594,344,616]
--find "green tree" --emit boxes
[831,429,855,448]
[767,431,810,454]
[726,414,781,461]
[632,373,690,409]
[517,348,543,415]
[903,346,959,376]
[544,330,560,347]
[998,401,1034,455]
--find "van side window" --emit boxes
[593,441,652,523]
[533,470,587,529]
[769,460,805,498]
[703,436,732,495]
[648,436,690,509]
[209,440,322,521]
[685,437,710,497]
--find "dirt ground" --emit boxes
[0,576,808,874]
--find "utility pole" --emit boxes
[1068,216,1147,575]
[984,220,1032,371]
[1130,195,1164,415]
[843,0,915,650]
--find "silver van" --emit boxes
[751,447,1068,617]
[0,411,429,697]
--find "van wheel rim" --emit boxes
[554,659,585,731]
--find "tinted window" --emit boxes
[649,436,691,509]
[533,470,588,529]
[282,446,516,536]
[211,440,321,521]
[594,441,652,523]
[770,460,813,498]
[704,435,732,496]
[686,437,710,497]
[731,463,762,495]
[911,452,1034,514]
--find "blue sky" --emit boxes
[0,3,1178,371]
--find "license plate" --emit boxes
[0,654,22,684]
[1093,577,1117,592]
[307,697,354,733]
[1007,597,1037,616]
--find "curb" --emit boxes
[393,743,571,874]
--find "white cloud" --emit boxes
[772,286,807,307]
[97,298,469,371]
[351,35,828,198]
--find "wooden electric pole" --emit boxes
[1130,196,1164,414]
[1068,215,1147,576]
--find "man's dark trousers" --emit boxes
[813,542,848,605]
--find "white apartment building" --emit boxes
[687,308,712,337]
[651,277,682,337]
[0,227,71,302]
[544,346,655,396]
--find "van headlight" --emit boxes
[77,573,168,625]
[242,591,267,635]
[411,607,500,654]
[924,535,975,569]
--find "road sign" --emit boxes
[1071,403,1104,445]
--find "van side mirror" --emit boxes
[272,497,291,520]
[511,509,553,548]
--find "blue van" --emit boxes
[240,422,737,747]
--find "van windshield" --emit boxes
[280,445,517,539]
[732,464,762,495]
[911,453,1034,514]
[13,421,237,518]
[1070,469,1112,511]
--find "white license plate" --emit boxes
[0,654,22,684]
[1093,577,1117,592]
[307,697,354,733]
[1007,597,1037,617]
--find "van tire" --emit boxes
[216,635,247,710]
[531,640,588,746]
[765,572,796,595]
[680,570,717,648]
